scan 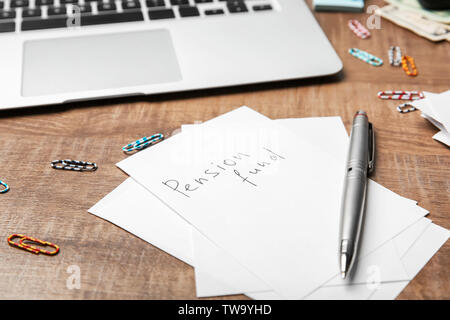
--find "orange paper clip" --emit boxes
[8,234,60,255]
[401,55,418,77]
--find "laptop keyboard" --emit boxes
[0,0,275,33]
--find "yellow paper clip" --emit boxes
[401,55,418,77]
[7,234,60,255]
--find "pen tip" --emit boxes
[340,253,348,279]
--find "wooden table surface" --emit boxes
[0,0,448,300]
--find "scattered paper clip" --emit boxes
[122,133,164,153]
[8,234,60,255]
[388,46,402,66]
[401,55,418,76]
[348,19,371,39]
[348,48,383,67]
[397,103,417,113]
[0,180,9,193]
[51,159,98,172]
[377,91,424,100]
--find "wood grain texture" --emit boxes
[0,0,448,300]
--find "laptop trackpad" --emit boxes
[21,29,182,97]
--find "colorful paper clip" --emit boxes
[348,19,371,39]
[8,234,60,255]
[349,48,383,67]
[51,159,98,172]
[397,103,417,114]
[122,133,164,153]
[377,91,424,100]
[388,46,402,67]
[401,55,418,76]
[0,180,9,193]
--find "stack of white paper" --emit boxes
[89,107,448,299]
[411,90,450,147]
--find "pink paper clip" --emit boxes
[348,19,371,39]
[377,91,424,100]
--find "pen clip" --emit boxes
[368,122,375,175]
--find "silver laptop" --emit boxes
[0,0,342,110]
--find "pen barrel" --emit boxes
[339,169,368,251]
[339,112,370,270]
[346,114,370,169]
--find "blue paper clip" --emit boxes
[0,180,10,193]
[396,103,417,114]
[122,133,164,153]
[348,48,383,67]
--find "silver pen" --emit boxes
[339,110,375,279]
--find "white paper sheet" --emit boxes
[368,281,409,300]
[193,230,271,296]
[412,91,450,146]
[89,176,429,299]
[369,223,449,300]
[90,112,432,298]
[433,131,450,146]
[401,223,449,278]
[248,220,449,300]
[394,218,431,258]
[89,178,195,266]
[192,180,428,297]
[427,90,450,133]
[185,117,427,297]
[117,107,352,299]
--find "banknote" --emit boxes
[376,5,450,42]
[384,0,450,24]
